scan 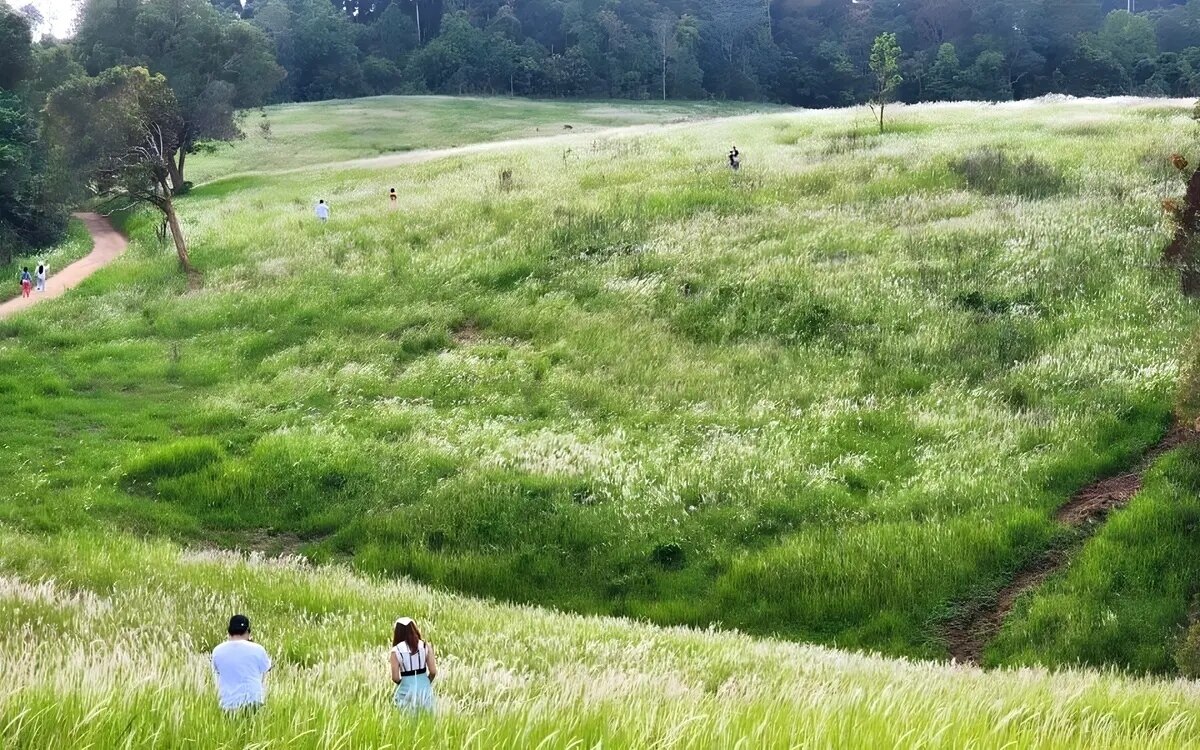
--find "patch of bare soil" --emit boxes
[186,268,204,292]
[451,319,484,344]
[238,530,311,557]
[943,425,1198,665]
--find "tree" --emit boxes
[16,3,43,36]
[869,32,902,133]
[652,13,678,100]
[253,0,366,102]
[960,49,1011,101]
[0,5,67,263]
[925,42,960,100]
[0,91,68,261]
[0,5,33,89]
[1094,10,1156,71]
[38,0,1200,124]
[1149,51,1197,96]
[75,0,283,190]
[135,0,283,188]
[73,0,143,75]
[1057,37,1131,96]
[46,66,193,269]
[26,44,86,110]
[361,2,419,64]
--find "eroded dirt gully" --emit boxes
[943,425,1199,665]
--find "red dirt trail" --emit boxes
[0,213,128,320]
[944,425,1198,665]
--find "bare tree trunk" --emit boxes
[177,149,187,186]
[878,101,885,133]
[166,155,185,193]
[162,190,191,270]
[662,52,667,100]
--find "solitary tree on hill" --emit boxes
[869,32,903,133]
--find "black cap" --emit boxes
[228,614,251,636]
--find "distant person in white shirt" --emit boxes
[212,614,272,712]
[35,263,46,292]
[315,199,330,223]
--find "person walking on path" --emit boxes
[0,214,127,321]
[315,199,330,223]
[19,268,32,298]
[390,617,437,713]
[212,614,273,712]
[35,263,47,293]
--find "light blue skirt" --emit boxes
[393,674,435,713]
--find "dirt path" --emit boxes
[0,213,128,320]
[944,425,1199,664]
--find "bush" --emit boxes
[949,148,1068,198]
[1176,618,1200,677]
[122,438,225,484]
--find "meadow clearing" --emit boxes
[2,93,1200,707]
[188,95,781,184]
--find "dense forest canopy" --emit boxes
[0,3,68,264]
[201,0,1200,103]
[12,0,1199,107]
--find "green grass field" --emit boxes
[190,95,782,184]
[4,95,1200,745]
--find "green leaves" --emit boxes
[869,32,903,97]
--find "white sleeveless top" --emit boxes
[393,640,428,673]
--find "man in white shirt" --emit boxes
[315,199,330,222]
[212,614,273,712]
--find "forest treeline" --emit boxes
[6,0,1200,259]
[72,0,1200,104]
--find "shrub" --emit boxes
[1175,619,1200,677]
[122,438,225,484]
[949,148,1068,198]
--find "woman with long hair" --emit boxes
[390,617,437,712]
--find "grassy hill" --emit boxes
[4,524,1200,748]
[190,95,783,184]
[3,95,1200,742]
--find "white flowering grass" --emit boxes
[189,95,783,184]
[4,527,1200,748]
[0,98,1196,665]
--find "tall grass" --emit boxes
[0,98,1195,662]
[190,96,782,183]
[4,528,1200,748]
[989,445,1200,674]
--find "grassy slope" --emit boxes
[4,526,1200,748]
[0,98,1197,665]
[990,443,1200,673]
[190,96,782,183]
